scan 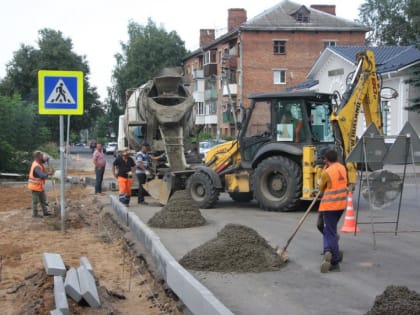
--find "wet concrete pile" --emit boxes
[179,223,284,273]
[365,285,420,315]
[148,190,206,228]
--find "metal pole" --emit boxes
[66,115,70,173]
[60,115,66,232]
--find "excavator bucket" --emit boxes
[143,178,172,206]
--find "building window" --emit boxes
[209,102,217,114]
[197,102,205,116]
[204,50,217,65]
[273,70,286,84]
[296,13,310,22]
[324,41,336,48]
[273,40,286,55]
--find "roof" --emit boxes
[242,0,369,32]
[285,79,319,91]
[307,45,420,78]
[183,0,369,60]
[247,90,333,102]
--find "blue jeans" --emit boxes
[95,167,105,193]
[322,210,344,264]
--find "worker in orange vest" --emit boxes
[28,151,53,217]
[318,149,348,273]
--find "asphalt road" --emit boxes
[130,180,420,315]
[64,153,420,314]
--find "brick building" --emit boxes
[182,0,369,138]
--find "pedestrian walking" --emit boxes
[135,143,162,204]
[28,151,53,217]
[318,149,347,273]
[93,143,106,194]
[112,148,136,206]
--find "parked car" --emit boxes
[199,139,227,160]
[104,142,117,155]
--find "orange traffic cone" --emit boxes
[76,154,80,162]
[340,191,361,233]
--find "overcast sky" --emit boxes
[0,0,364,101]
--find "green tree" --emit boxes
[112,19,188,108]
[359,0,420,111]
[0,95,45,172]
[358,0,416,45]
[0,28,103,140]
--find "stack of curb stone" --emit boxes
[42,253,100,314]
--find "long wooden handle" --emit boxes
[281,191,322,252]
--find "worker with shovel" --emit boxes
[318,149,347,273]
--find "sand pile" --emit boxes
[179,223,284,273]
[366,285,420,315]
[148,190,206,228]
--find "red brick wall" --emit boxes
[200,29,215,47]
[310,5,336,15]
[228,8,247,32]
[240,30,366,107]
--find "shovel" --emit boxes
[277,191,321,263]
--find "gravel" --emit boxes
[179,223,285,273]
[147,190,206,228]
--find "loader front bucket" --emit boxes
[143,177,172,205]
[143,170,195,205]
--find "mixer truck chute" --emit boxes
[117,67,197,202]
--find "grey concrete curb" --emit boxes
[109,195,234,315]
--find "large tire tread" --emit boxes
[187,171,219,209]
[251,156,302,212]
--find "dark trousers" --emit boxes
[137,173,147,203]
[321,210,344,264]
[95,167,105,193]
[32,190,48,216]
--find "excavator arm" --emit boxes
[330,50,383,188]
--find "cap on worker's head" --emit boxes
[142,142,151,148]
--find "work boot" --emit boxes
[329,263,341,272]
[320,251,332,273]
[338,250,343,263]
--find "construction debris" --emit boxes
[179,224,284,272]
[365,285,420,315]
[148,190,206,228]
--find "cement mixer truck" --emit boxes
[117,67,198,200]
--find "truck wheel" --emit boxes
[187,172,219,209]
[252,156,302,212]
[229,192,254,202]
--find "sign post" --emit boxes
[38,70,84,231]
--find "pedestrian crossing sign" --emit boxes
[38,70,84,115]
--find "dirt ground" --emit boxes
[0,169,183,315]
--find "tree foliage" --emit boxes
[358,0,418,45]
[0,28,103,141]
[112,19,188,108]
[0,95,47,172]
[358,0,420,111]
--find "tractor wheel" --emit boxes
[252,156,302,212]
[187,172,220,209]
[229,192,254,202]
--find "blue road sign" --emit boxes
[38,70,83,115]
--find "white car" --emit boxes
[104,142,117,155]
[199,139,226,160]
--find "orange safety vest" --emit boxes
[319,162,348,211]
[28,161,46,192]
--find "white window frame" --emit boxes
[273,69,287,85]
